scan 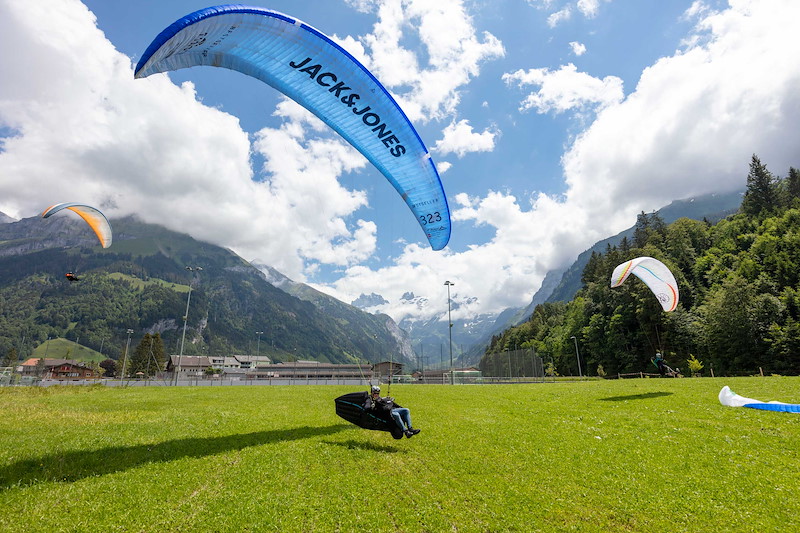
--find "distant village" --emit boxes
[2,354,481,386]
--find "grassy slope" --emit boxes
[30,338,106,363]
[0,378,798,532]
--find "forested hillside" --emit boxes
[0,216,408,366]
[481,156,800,377]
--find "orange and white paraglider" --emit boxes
[41,203,112,249]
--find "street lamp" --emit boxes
[256,331,264,357]
[175,266,203,385]
[121,329,134,380]
[570,335,583,378]
[444,281,454,385]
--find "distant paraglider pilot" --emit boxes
[652,352,681,377]
[364,385,421,438]
[653,352,666,376]
[65,272,80,282]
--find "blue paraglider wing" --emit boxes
[135,5,450,250]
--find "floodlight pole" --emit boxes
[121,329,134,381]
[175,266,202,385]
[570,335,583,378]
[256,331,264,358]
[444,281,454,385]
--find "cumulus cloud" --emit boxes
[349,0,505,122]
[547,8,571,27]
[530,0,610,27]
[576,0,601,18]
[0,0,375,280]
[322,188,594,323]
[561,0,800,227]
[433,119,499,158]
[503,63,624,114]
[325,0,800,323]
[569,41,587,56]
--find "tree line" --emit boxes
[480,155,800,377]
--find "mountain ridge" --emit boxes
[0,215,413,366]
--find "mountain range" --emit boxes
[0,189,742,368]
[349,189,744,366]
[0,214,413,366]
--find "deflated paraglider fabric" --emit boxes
[718,385,800,413]
[41,203,112,248]
[610,256,679,312]
[135,5,451,250]
[334,391,404,439]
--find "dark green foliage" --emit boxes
[99,359,116,377]
[1,348,17,367]
[127,333,166,377]
[483,157,800,376]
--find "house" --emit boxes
[166,355,212,377]
[412,367,481,384]
[234,355,272,370]
[178,354,274,376]
[20,358,100,381]
[373,361,403,380]
[246,360,372,380]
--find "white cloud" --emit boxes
[561,0,800,224]
[547,7,571,27]
[325,0,800,323]
[0,0,374,280]
[576,0,601,18]
[683,0,712,21]
[569,41,587,56]
[322,189,594,323]
[350,0,505,122]
[503,63,623,114]
[433,119,499,158]
[532,0,610,27]
[437,161,453,173]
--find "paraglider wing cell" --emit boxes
[134,5,450,250]
[41,203,112,248]
[610,256,678,312]
[334,391,404,439]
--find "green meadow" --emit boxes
[1,378,798,532]
[30,338,106,363]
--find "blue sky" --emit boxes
[2,0,799,325]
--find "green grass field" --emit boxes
[1,378,798,532]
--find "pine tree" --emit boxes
[129,334,151,377]
[2,348,17,367]
[741,154,778,216]
[633,211,650,248]
[787,167,800,204]
[150,333,166,373]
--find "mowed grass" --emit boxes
[0,378,798,532]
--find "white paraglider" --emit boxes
[610,256,678,312]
